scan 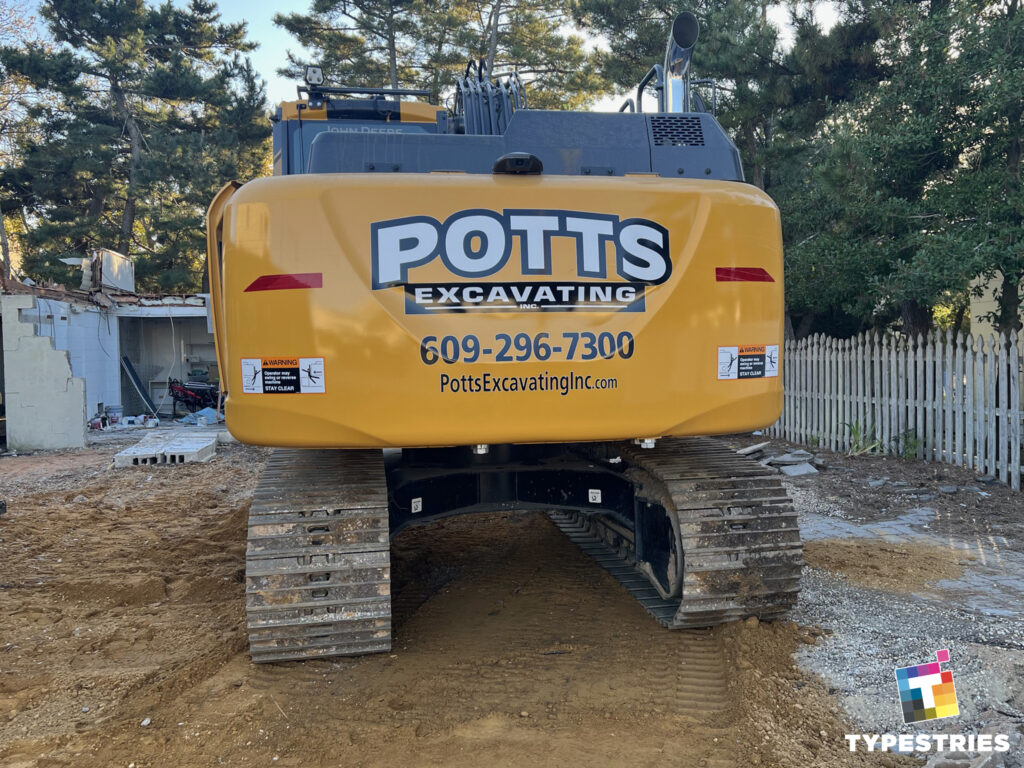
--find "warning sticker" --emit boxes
[241,357,326,394]
[718,345,779,380]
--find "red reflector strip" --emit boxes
[716,267,775,282]
[244,273,323,292]
[716,267,774,282]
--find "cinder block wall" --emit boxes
[0,294,86,450]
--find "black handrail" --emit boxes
[636,64,665,113]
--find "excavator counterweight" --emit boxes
[209,13,802,661]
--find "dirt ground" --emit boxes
[1,436,1018,767]
[802,539,964,592]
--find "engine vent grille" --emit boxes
[651,116,705,147]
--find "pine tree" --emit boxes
[275,0,419,90]
[0,0,39,282]
[780,0,1023,336]
[0,0,269,292]
[275,0,604,109]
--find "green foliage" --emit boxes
[896,429,923,459]
[844,420,880,456]
[0,0,269,293]
[275,0,606,109]
[777,0,1024,337]
[932,291,970,333]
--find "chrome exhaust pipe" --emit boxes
[663,11,699,112]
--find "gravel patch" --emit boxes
[792,533,1024,766]
[786,480,853,520]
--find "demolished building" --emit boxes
[0,250,217,451]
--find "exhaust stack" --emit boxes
[663,11,699,112]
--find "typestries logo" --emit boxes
[845,649,1011,755]
[897,648,959,723]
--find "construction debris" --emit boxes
[737,441,822,477]
[779,462,819,477]
[114,432,217,467]
[768,450,815,465]
[177,406,222,426]
[736,441,771,456]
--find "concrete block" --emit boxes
[114,433,165,467]
[159,434,216,464]
[114,433,217,467]
[113,437,164,467]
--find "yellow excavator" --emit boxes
[208,12,801,662]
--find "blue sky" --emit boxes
[209,0,310,106]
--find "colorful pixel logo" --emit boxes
[895,649,959,723]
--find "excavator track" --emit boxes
[551,437,802,628]
[245,449,391,662]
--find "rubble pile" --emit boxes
[738,442,822,477]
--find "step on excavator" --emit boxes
[207,12,803,662]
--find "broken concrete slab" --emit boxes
[779,462,819,477]
[767,450,815,466]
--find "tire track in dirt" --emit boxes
[359,511,736,765]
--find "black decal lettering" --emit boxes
[617,220,670,284]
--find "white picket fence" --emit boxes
[767,330,1024,490]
